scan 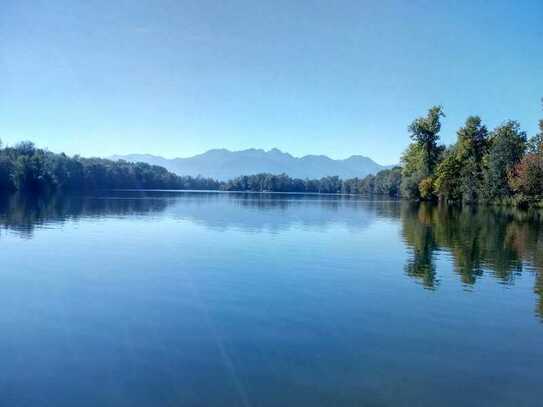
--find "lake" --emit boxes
[1,191,542,406]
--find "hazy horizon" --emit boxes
[0,140,393,165]
[1,1,542,165]
[111,146,393,163]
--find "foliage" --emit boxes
[432,116,489,202]
[0,142,220,193]
[532,98,543,154]
[508,153,543,197]
[407,105,445,175]
[400,144,425,200]
[418,177,435,200]
[398,103,542,207]
[456,116,489,202]
[0,140,403,197]
[483,121,527,199]
[401,107,445,200]
[220,168,402,196]
[433,148,462,201]
[511,99,543,198]
[373,167,402,196]
[0,155,14,191]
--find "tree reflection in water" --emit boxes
[401,202,543,319]
[1,191,542,320]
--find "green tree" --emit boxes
[483,121,527,198]
[407,105,445,175]
[528,98,543,154]
[509,100,543,198]
[400,143,426,199]
[456,116,489,202]
[0,156,14,191]
[0,138,14,190]
[433,147,462,201]
[14,141,36,156]
[508,154,543,197]
[372,167,402,196]
[400,106,445,200]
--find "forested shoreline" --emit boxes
[0,141,221,193]
[0,98,541,205]
[0,140,401,196]
[400,99,543,207]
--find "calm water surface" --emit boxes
[1,191,542,406]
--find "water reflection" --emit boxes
[401,202,543,319]
[1,191,542,320]
[166,192,400,232]
[0,192,172,238]
[0,191,400,236]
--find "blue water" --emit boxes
[0,192,542,406]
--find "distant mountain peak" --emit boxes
[345,154,371,160]
[111,148,388,180]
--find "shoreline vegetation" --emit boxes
[400,99,543,208]
[1,99,541,207]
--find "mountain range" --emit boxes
[110,148,391,181]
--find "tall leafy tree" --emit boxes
[434,147,462,201]
[483,121,527,198]
[509,99,543,198]
[400,143,426,199]
[401,106,445,200]
[0,137,15,191]
[508,154,543,197]
[528,98,543,154]
[407,105,445,175]
[456,116,489,202]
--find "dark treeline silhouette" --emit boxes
[220,168,401,195]
[0,141,220,193]
[401,98,543,206]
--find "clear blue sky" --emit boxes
[1,0,542,164]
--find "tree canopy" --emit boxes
[399,100,542,206]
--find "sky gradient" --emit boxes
[1,0,542,164]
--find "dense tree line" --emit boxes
[401,99,543,206]
[0,141,220,193]
[0,140,402,196]
[220,168,401,196]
